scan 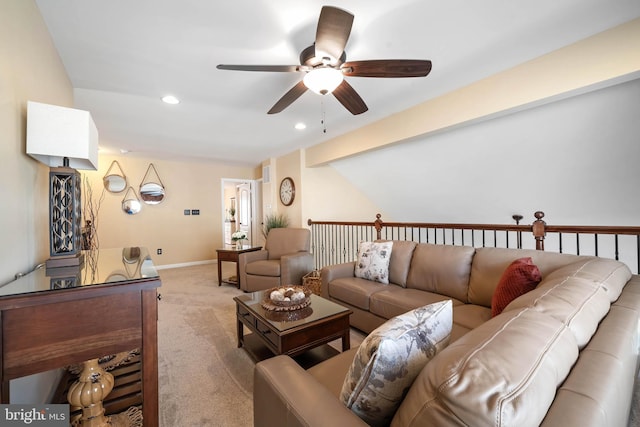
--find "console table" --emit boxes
[0,247,161,425]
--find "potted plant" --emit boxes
[262,212,290,238]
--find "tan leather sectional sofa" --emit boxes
[254,242,640,427]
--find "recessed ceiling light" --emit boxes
[294,122,307,130]
[161,95,180,105]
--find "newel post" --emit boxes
[374,214,383,240]
[532,211,547,251]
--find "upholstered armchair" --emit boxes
[238,228,314,292]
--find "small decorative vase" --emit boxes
[235,240,243,250]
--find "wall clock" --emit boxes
[279,177,295,206]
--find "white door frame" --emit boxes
[220,178,259,247]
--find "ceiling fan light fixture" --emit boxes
[303,67,344,95]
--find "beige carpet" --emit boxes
[158,264,254,427]
[157,263,364,427]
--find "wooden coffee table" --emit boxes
[234,291,352,367]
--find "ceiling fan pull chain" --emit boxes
[321,99,327,134]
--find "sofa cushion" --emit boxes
[308,348,359,398]
[393,308,579,427]
[355,241,393,284]
[543,284,640,427]
[328,277,387,310]
[265,227,310,260]
[491,257,542,317]
[384,240,417,287]
[369,286,464,320]
[504,258,631,348]
[542,257,631,302]
[245,259,280,277]
[452,304,492,331]
[467,247,585,308]
[405,243,475,302]
[340,300,452,427]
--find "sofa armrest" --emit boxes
[321,262,355,298]
[254,355,368,427]
[280,252,314,285]
[238,250,268,289]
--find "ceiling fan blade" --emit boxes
[268,80,308,114]
[342,60,432,77]
[217,64,307,73]
[315,6,354,63]
[332,80,368,115]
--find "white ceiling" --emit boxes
[35,0,640,166]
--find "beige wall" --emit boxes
[0,0,73,283]
[301,156,384,223]
[82,153,256,267]
[0,0,75,404]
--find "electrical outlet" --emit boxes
[157,249,162,255]
[184,209,190,215]
[191,209,200,215]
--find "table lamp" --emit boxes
[26,101,99,268]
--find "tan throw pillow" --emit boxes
[354,241,393,284]
[340,300,453,427]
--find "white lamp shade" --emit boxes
[26,101,99,170]
[303,68,344,95]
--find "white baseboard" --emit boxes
[155,259,215,270]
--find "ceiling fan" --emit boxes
[217,6,432,115]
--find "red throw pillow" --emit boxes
[491,257,542,317]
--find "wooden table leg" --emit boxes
[235,260,241,289]
[237,316,244,348]
[1,381,9,404]
[342,329,351,351]
[217,258,222,286]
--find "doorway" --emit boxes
[221,178,261,247]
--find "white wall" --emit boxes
[328,78,640,226]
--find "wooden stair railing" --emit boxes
[308,211,640,274]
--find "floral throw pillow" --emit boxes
[340,300,453,427]
[354,241,393,284]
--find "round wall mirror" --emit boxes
[140,182,165,204]
[139,163,166,204]
[122,187,142,215]
[104,175,127,193]
[103,160,127,193]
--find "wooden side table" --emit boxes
[217,245,262,288]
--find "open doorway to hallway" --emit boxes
[221,178,263,247]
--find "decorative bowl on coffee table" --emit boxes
[261,286,311,311]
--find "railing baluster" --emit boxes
[559,233,563,253]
